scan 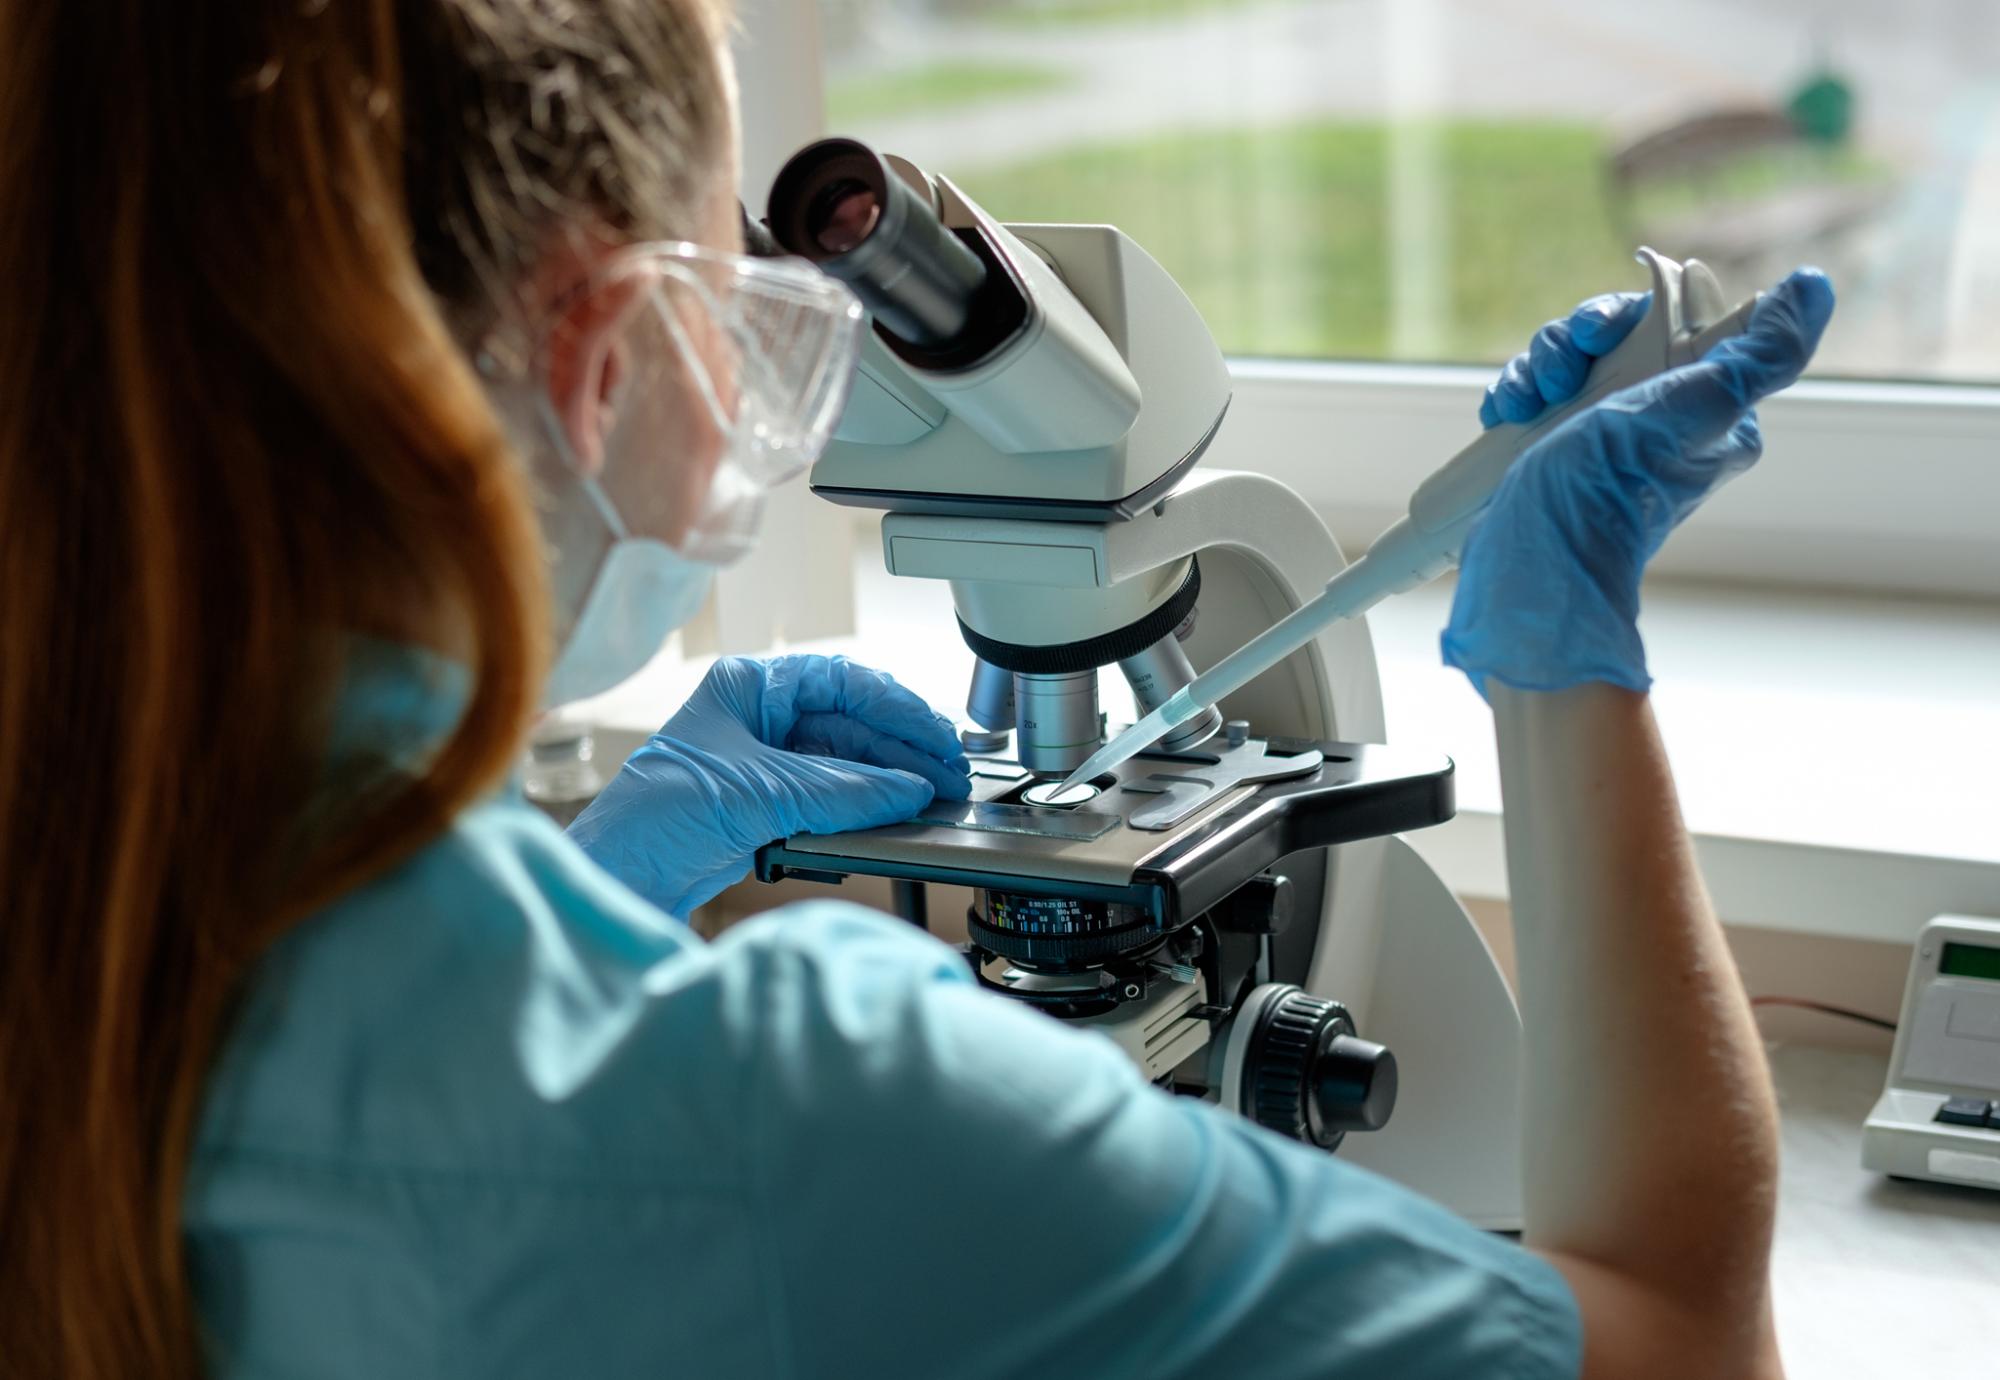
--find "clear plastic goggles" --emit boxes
[533,241,865,565]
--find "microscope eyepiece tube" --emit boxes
[767,139,987,349]
[1013,670,1105,777]
[1118,633,1224,754]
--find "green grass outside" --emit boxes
[953,120,1639,361]
[827,61,1073,125]
[983,0,1279,29]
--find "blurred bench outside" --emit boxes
[1606,102,1891,288]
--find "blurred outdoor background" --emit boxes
[818,0,2000,378]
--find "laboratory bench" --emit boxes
[1766,1041,2000,1376]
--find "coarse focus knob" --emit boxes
[1244,985,1397,1151]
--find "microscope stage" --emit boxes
[756,736,1457,928]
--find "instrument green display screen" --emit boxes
[1940,942,2000,982]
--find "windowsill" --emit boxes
[1370,576,2000,943]
[576,549,2000,946]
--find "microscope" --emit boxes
[753,139,1527,1225]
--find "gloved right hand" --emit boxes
[1442,268,1836,698]
[1477,290,1652,428]
[569,654,970,916]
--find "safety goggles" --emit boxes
[531,240,865,564]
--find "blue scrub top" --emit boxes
[185,652,1580,1378]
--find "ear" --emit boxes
[541,270,644,478]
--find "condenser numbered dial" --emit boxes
[983,893,1139,935]
[970,890,1162,969]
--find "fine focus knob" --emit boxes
[1244,985,1397,1150]
[1314,1032,1397,1136]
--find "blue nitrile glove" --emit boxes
[1478,291,1652,428]
[568,654,972,915]
[1443,268,1836,697]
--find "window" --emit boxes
[818,0,2000,381]
[716,0,2000,636]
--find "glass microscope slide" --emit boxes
[914,799,1120,842]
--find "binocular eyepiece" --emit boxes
[766,139,1005,361]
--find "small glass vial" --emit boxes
[522,717,605,829]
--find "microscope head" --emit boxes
[768,138,1235,775]
[765,138,1232,516]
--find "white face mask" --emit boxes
[508,241,864,708]
[542,535,715,707]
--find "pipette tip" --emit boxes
[1053,699,1183,795]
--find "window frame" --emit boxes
[740,0,2000,603]
[1219,362,2000,598]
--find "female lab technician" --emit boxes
[0,1,1832,1376]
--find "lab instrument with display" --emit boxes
[1864,915,2000,1190]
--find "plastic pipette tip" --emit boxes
[1055,699,1184,795]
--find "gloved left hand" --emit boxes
[569,654,971,916]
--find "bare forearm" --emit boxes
[1493,684,1780,1374]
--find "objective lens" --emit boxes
[1012,670,1104,777]
[965,656,1017,732]
[1118,631,1223,753]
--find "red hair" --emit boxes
[0,1,727,1373]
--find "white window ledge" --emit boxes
[577,548,2000,947]
[1372,578,2000,944]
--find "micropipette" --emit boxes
[1056,249,1762,795]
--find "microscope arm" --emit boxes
[1492,684,1783,1379]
